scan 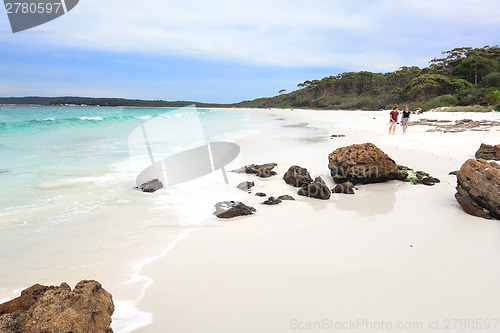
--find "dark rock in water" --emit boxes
[449,171,458,175]
[297,176,331,200]
[455,158,500,220]
[262,197,282,205]
[0,280,114,333]
[214,201,256,219]
[332,181,355,194]
[237,181,255,191]
[255,192,267,197]
[232,163,278,178]
[328,143,407,184]
[283,165,313,187]
[475,143,500,160]
[420,177,440,186]
[277,195,295,201]
[139,179,163,193]
[0,169,9,175]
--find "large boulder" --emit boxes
[0,280,114,333]
[214,201,256,219]
[475,143,500,160]
[232,163,277,178]
[297,176,331,200]
[328,143,407,184]
[455,159,500,220]
[283,166,313,187]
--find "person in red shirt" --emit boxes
[389,106,399,135]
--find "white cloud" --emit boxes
[3,0,500,70]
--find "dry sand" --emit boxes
[132,109,500,333]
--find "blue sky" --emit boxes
[1,0,499,103]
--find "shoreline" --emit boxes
[2,102,499,113]
[131,108,500,332]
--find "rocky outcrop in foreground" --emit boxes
[455,159,500,220]
[328,143,407,184]
[475,143,500,160]
[232,163,278,178]
[0,280,114,333]
[283,166,313,187]
[214,201,256,219]
[297,176,331,200]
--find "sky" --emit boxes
[0,0,499,103]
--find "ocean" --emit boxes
[0,105,255,329]
[0,104,327,331]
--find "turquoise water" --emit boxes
[0,105,254,210]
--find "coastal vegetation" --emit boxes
[236,46,500,111]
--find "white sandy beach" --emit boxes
[131,108,500,332]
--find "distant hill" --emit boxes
[0,96,226,108]
[235,46,500,111]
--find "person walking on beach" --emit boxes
[401,106,410,134]
[389,106,399,135]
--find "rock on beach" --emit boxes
[328,143,407,184]
[283,165,313,187]
[455,158,500,220]
[475,143,500,160]
[214,201,256,219]
[232,163,278,178]
[297,176,331,200]
[332,181,355,194]
[0,280,114,333]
